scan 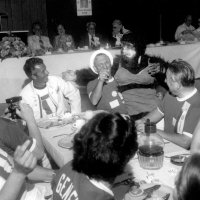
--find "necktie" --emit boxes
[91,36,95,48]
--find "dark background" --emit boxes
[46,0,200,45]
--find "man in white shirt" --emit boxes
[175,15,196,42]
[20,57,81,121]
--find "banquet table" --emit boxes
[40,123,189,189]
[1,42,200,103]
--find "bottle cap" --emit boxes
[145,119,156,134]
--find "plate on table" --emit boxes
[170,154,190,166]
[124,183,173,200]
[58,136,73,149]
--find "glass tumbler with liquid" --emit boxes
[138,119,164,169]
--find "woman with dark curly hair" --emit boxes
[52,112,138,200]
[112,32,169,118]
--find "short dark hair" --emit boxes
[121,33,146,56]
[86,21,96,29]
[168,59,195,87]
[72,112,138,184]
[23,57,44,78]
[32,21,42,31]
[175,153,200,200]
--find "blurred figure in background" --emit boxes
[28,21,53,56]
[53,24,75,52]
[193,18,200,40]
[79,21,101,50]
[173,153,200,200]
[175,15,197,42]
[111,19,131,47]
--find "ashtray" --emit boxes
[170,154,190,166]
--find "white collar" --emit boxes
[89,179,114,196]
[177,88,197,102]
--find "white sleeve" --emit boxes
[58,78,81,114]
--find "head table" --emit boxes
[40,119,189,189]
[0,42,200,103]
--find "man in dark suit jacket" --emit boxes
[79,22,101,50]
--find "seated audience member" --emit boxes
[1,102,52,168]
[79,21,101,50]
[0,140,54,200]
[52,112,138,200]
[175,15,197,42]
[20,57,81,121]
[136,59,200,149]
[28,21,53,55]
[87,49,128,114]
[112,32,168,117]
[53,24,75,52]
[173,153,200,200]
[111,19,131,47]
[193,18,200,40]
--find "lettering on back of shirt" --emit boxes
[56,173,78,200]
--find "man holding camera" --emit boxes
[1,103,47,162]
[20,57,81,121]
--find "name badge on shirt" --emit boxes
[109,99,120,109]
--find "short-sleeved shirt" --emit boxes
[52,162,114,200]
[158,90,200,137]
[0,117,31,156]
[87,78,128,114]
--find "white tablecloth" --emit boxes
[40,124,74,168]
[1,43,200,103]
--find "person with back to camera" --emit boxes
[53,24,75,52]
[87,49,128,114]
[27,21,53,56]
[173,153,200,200]
[52,111,138,200]
[20,57,81,121]
[136,59,200,149]
[79,21,101,50]
[175,15,197,42]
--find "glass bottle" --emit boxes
[137,119,164,169]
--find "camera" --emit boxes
[5,96,22,119]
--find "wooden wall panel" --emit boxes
[0,0,47,34]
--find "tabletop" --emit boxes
[40,123,189,189]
